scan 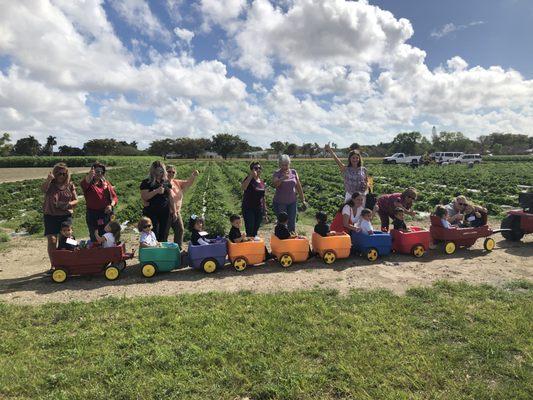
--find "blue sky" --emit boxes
[0,0,532,148]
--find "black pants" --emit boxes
[242,207,263,237]
[86,209,111,242]
[143,206,170,242]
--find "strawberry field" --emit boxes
[0,158,531,238]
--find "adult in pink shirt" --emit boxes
[377,188,417,231]
[166,165,199,246]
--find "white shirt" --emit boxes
[342,204,363,225]
[358,219,374,235]
[102,232,116,248]
[140,231,158,247]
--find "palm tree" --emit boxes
[44,135,57,156]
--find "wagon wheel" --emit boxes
[411,245,425,258]
[105,265,120,281]
[115,260,126,271]
[366,248,379,262]
[483,237,495,252]
[201,258,218,274]
[279,254,293,268]
[233,257,247,272]
[444,241,456,255]
[141,263,157,278]
[51,268,68,283]
[500,215,524,241]
[323,251,336,265]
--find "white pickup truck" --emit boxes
[383,153,422,165]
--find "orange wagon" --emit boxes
[311,233,351,264]
[270,235,309,268]
[227,239,266,271]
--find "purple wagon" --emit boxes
[188,238,228,273]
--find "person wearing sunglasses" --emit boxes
[376,188,417,231]
[140,161,172,241]
[444,195,487,226]
[81,162,118,242]
[41,163,78,269]
[241,161,267,237]
[165,165,199,247]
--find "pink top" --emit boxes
[168,179,190,212]
[42,182,77,216]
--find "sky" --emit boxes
[0,0,532,149]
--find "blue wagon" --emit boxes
[351,231,392,261]
[188,238,228,273]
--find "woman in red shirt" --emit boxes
[80,162,118,242]
[377,188,417,231]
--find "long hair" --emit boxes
[148,161,167,185]
[52,162,71,185]
[338,191,362,213]
[108,220,121,243]
[347,150,363,168]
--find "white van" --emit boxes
[449,154,482,164]
[433,152,464,163]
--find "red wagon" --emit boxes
[50,244,135,283]
[391,226,431,257]
[429,216,498,254]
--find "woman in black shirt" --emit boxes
[140,161,172,241]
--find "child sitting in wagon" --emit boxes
[57,221,79,251]
[392,207,410,232]
[138,217,160,248]
[314,211,340,237]
[357,208,375,235]
[462,202,486,227]
[228,214,250,243]
[435,205,451,229]
[189,214,215,246]
[94,220,121,248]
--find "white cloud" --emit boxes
[199,0,247,32]
[174,27,195,43]
[431,20,485,39]
[109,0,172,42]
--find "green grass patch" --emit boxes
[0,282,531,399]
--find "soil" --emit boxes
[0,167,114,183]
[0,223,531,305]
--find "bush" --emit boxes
[0,231,9,242]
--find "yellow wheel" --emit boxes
[233,257,247,271]
[323,251,336,265]
[202,259,218,274]
[484,237,495,251]
[105,266,120,281]
[51,268,67,283]
[444,241,456,255]
[412,245,425,258]
[279,254,293,268]
[141,263,157,278]
[366,248,379,262]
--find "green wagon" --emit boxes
[139,242,181,278]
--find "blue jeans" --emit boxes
[273,201,297,232]
[242,207,263,237]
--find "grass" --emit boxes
[0,282,531,399]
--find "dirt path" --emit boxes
[0,224,531,305]
[0,167,116,183]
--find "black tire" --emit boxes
[500,215,524,241]
[391,160,396,164]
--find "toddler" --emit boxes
[463,203,484,227]
[435,205,451,229]
[138,217,159,248]
[57,221,78,251]
[189,214,211,245]
[358,208,374,235]
[274,212,293,240]
[94,220,121,248]
[392,207,409,231]
[228,214,249,243]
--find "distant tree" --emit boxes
[12,135,42,156]
[432,131,475,152]
[83,139,120,155]
[391,132,423,154]
[42,135,57,156]
[286,143,298,157]
[0,132,13,156]
[147,139,175,159]
[270,141,286,154]
[300,143,312,157]
[210,133,249,159]
[174,138,211,159]
[129,141,138,149]
[58,145,84,156]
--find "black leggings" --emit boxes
[143,207,170,242]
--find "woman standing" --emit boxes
[241,161,267,237]
[42,163,78,263]
[81,162,118,242]
[272,154,307,233]
[166,165,199,247]
[325,144,368,202]
[140,161,172,242]
[377,188,417,231]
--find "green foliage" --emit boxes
[11,135,42,156]
[210,133,250,159]
[0,231,9,242]
[0,156,158,168]
[0,283,531,399]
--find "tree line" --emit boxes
[0,131,531,158]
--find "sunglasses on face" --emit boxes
[458,202,466,206]
[94,169,104,174]
[408,196,416,200]
[143,224,152,229]
[167,170,175,174]
[253,166,262,171]
[55,172,67,176]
